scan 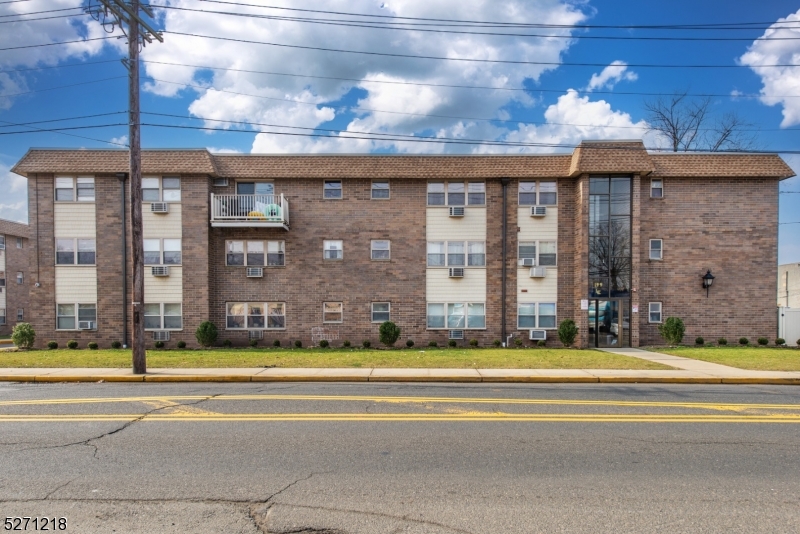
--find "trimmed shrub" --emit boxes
[695,337,704,346]
[294,340,302,348]
[154,341,164,349]
[67,340,78,350]
[493,340,502,347]
[448,339,457,347]
[320,339,329,348]
[469,339,478,347]
[112,341,123,349]
[757,337,768,346]
[776,338,786,346]
[176,341,186,349]
[11,322,35,349]
[273,339,281,347]
[557,319,579,347]
[343,340,351,348]
[718,338,728,345]
[379,321,401,347]
[47,341,58,350]
[428,341,438,348]
[739,337,749,345]
[537,340,546,347]
[222,339,232,348]
[797,338,800,347]
[195,321,218,347]
[658,317,685,345]
[88,342,99,350]
[514,338,524,348]
[362,340,371,348]
[406,339,414,348]
[249,339,258,348]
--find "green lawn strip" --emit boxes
[0,347,671,370]
[650,346,800,371]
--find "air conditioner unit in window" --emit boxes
[78,321,95,330]
[449,206,465,217]
[448,330,464,340]
[246,267,263,278]
[248,330,264,340]
[448,267,464,278]
[151,266,170,277]
[153,331,170,341]
[519,258,535,267]
[529,329,546,341]
[529,267,547,278]
[150,202,169,213]
[530,206,547,217]
[213,178,229,187]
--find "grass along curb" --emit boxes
[649,346,800,371]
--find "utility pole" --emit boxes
[87,0,162,374]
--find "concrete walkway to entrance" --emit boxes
[597,347,784,377]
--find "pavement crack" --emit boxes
[43,478,76,500]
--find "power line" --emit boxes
[0,118,128,146]
[0,36,116,52]
[0,13,87,24]
[0,76,126,98]
[0,111,126,128]
[0,6,83,18]
[0,59,122,73]
[0,123,127,135]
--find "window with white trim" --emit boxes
[518,181,557,205]
[144,239,182,265]
[225,240,284,267]
[56,238,96,265]
[324,180,342,199]
[144,303,182,330]
[427,181,485,206]
[0,309,5,325]
[371,181,389,199]
[428,241,486,267]
[538,303,556,328]
[426,302,485,329]
[323,302,343,323]
[517,303,536,328]
[371,240,390,260]
[518,241,557,266]
[56,303,96,330]
[0,236,5,249]
[467,242,485,266]
[649,302,662,323]
[649,239,663,260]
[16,309,23,322]
[16,272,22,284]
[142,176,181,202]
[0,278,5,288]
[427,182,445,205]
[371,302,390,322]
[651,179,663,198]
[55,176,95,202]
[517,303,555,329]
[323,240,343,260]
[16,237,22,249]
[226,302,285,329]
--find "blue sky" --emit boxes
[1,0,799,263]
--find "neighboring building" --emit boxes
[11,140,794,349]
[0,218,30,336]
[778,263,800,308]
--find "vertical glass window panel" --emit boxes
[609,217,631,257]
[518,182,536,205]
[143,239,161,265]
[518,242,536,260]
[56,239,75,265]
[447,241,465,266]
[427,303,445,328]
[323,240,343,260]
[142,177,160,201]
[538,241,557,266]
[0,309,5,325]
[467,242,485,266]
[589,237,610,276]
[467,303,485,328]
[16,238,21,249]
[226,241,244,266]
[144,303,161,329]
[324,180,342,199]
[57,304,76,330]
[372,302,390,322]
[323,302,343,323]
[447,303,466,328]
[589,195,609,236]
[267,302,285,328]
[649,239,663,260]
[0,236,4,249]
[427,242,445,266]
[163,304,182,329]
[246,241,264,266]
[77,304,96,323]
[16,308,23,322]
[247,303,266,328]
[371,181,390,199]
[254,182,274,196]
[610,177,631,215]
[518,303,536,328]
[55,177,74,201]
[236,182,255,195]
[467,182,485,205]
[589,176,609,195]
[427,182,445,205]
[651,179,663,198]
[77,239,96,265]
[227,303,246,329]
[611,266,632,298]
[538,303,556,328]
[76,177,95,201]
[447,182,465,206]
[538,181,557,205]
[649,302,662,323]
[16,272,23,284]
[371,240,390,260]
[266,241,285,266]
[162,177,181,201]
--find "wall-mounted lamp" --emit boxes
[593,281,604,296]
[702,269,715,298]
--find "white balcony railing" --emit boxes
[210,193,290,229]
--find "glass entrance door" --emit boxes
[589,299,629,348]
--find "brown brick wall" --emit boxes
[556,178,577,346]
[0,236,30,337]
[27,174,56,347]
[572,175,590,347]
[95,175,127,347]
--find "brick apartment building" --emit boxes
[10,140,794,349]
[0,218,30,336]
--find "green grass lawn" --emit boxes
[650,345,800,371]
[0,347,672,370]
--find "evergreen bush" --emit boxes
[47,341,58,350]
[448,339,457,347]
[428,341,438,348]
[154,341,164,349]
[379,321,401,347]
[11,322,35,349]
[112,341,123,349]
[273,339,281,347]
[343,340,351,348]
[557,319,579,347]
[88,342,99,350]
[406,339,414,347]
[176,341,186,349]
[67,340,78,349]
[469,339,478,347]
[718,338,728,345]
[757,337,768,346]
[195,321,218,347]
[776,338,786,346]
[294,340,302,348]
[695,337,704,345]
[739,337,749,345]
[362,340,371,348]
[222,339,232,348]
[320,339,329,348]
[249,339,258,348]
[658,317,685,345]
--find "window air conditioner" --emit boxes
[151,266,170,277]
[150,202,169,213]
[529,329,547,341]
[529,267,547,278]
[519,258,535,267]
[248,330,264,340]
[530,206,547,217]
[213,178,229,187]
[449,206,465,217]
[78,321,96,330]
[449,330,464,340]
[153,331,170,341]
[448,267,465,278]
[246,267,264,278]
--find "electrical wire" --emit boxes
[0,119,128,147]
[0,59,122,74]
[0,123,127,135]
[0,76,126,98]
[0,6,84,18]
[0,111,126,129]
[0,36,116,52]
[0,13,87,24]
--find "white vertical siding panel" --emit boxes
[144,266,183,302]
[517,207,558,239]
[143,204,183,238]
[55,267,98,302]
[427,207,486,240]
[426,268,486,302]
[517,206,558,303]
[54,204,96,238]
[517,268,558,301]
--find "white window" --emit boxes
[539,181,557,205]
[427,242,445,266]
[518,303,536,328]
[16,237,23,249]
[144,303,182,330]
[427,303,445,328]
[16,272,22,284]
[468,182,486,205]
[538,303,556,328]
[539,241,557,266]
[519,181,556,205]
[649,239,663,260]
[427,302,485,329]
[468,242,485,266]
[16,309,23,322]
[518,182,536,205]
[142,176,181,202]
[428,241,486,267]
[447,241,465,266]
[144,239,182,265]
[427,182,445,205]
[55,176,94,202]
[0,236,5,249]
[267,302,286,328]
[428,181,485,206]
[323,240,343,260]
[372,302,390,322]
[246,240,264,266]
[519,303,555,329]
[467,303,486,328]
[324,180,342,199]
[371,240,390,260]
[649,302,662,323]
[518,242,536,262]
[0,309,5,325]
[371,181,390,199]
[56,303,96,330]
[224,239,285,267]
[651,179,663,198]
[447,182,465,206]
[226,302,285,329]
[267,241,285,266]
[323,302,343,323]
[56,238,96,265]
[518,241,556,266]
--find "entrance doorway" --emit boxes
[588,299,630,348]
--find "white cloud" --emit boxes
[740,9,800,127]
[585,60,637,92]
[110,135,128,146]
[0,162,27,223]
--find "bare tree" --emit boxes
[644,92,758,152]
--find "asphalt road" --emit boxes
[1,381,799,533]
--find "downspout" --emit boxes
[117,173,128,348]
[500,178,510,345]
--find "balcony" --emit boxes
[210,194,290,229]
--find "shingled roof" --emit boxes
[649,153,795,178]
[0,218,29,239]
[11,149,217,177]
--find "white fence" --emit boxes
[778,307,800,346]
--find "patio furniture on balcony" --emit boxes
[210,193,290,229]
